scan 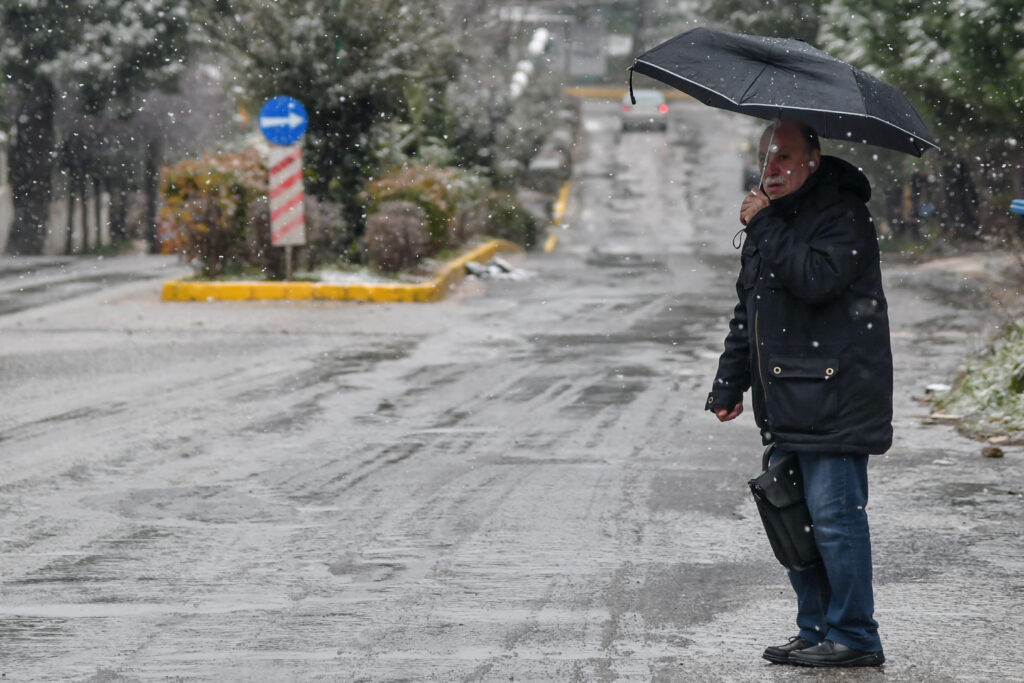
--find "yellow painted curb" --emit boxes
[552,181,571,227]
[543,179,571,253]
[161,239,524,303]
[565,86,691,100]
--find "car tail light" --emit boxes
[658,104,669,114]
[622,104,631,112]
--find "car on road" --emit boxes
[620,89,669,131]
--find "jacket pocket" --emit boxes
[764,355,839,434]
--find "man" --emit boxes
[705,118,891,668]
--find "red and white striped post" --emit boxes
[267,144,306,279]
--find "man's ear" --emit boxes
[809,149,822,170]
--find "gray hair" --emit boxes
[789,119,820,159]
[763,118,821,160]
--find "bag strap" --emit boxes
[761,443,776,471]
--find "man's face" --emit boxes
[758,123,821,200]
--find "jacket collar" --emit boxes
[768,164,823,214]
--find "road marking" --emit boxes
[544,180,572,253]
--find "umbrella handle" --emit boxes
[757,116,781,192]
[629,67,636,105]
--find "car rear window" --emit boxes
[631,91,665,104]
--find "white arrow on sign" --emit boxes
[259,112,306,128]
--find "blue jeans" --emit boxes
[769,448,882,652]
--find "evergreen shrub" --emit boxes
[361,201,429,273]
[482,194,539,249]
[160,150,269,278]
[362,163,490,254]
[936,318,1024,439]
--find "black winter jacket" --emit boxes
[705,155,893,454]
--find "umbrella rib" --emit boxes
[738,63,769,105]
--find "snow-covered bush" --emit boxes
[363,164,456,253]
[481,194,539,250]
[362,163,489,254]
[361,201,429,273]
[936,317,1024,439]
[450,201,490,246]
[159,150,269,278]
[304,196,348,269]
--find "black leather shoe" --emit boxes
[788,639,885,667]
[762,636,815,664]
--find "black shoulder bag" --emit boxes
[748,445,821,571]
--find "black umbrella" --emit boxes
[630,26,939,157]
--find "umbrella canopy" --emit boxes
[630,27,939,157]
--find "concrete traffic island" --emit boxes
[160,239,524,304]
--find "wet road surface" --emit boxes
[1,100,1022,681]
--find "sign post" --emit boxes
[259,96,309,279]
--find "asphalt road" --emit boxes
[1,100,1022,682]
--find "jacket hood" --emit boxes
[817,155,871,203]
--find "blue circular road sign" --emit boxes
[258,96,309,146]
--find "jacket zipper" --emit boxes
[755,308,767,395]
[755,307,769,433]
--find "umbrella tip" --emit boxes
[628,67,636,105]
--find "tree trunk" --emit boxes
[1012,149,1024,199]
[144,140,161,254]
[633,0,651,54]
[945,160,979,239]
[110,182,128,244]
[5,76,56,255]
[64,185,75,255]
[94,176,103,249]
[80,174,89,253]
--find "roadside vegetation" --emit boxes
[0,0,572,279]
[159,151,271,279]
[935,318,1024,442]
